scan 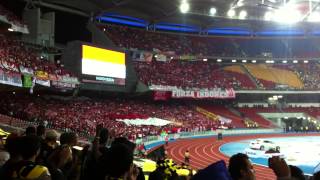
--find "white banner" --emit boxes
[117,117,173,127]
[36,79,50,87]
[19,66,34,75]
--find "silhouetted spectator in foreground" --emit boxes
[289,165,305,180]
[228,153,255,180]
[46,145,73,180]
[37,125,46,140]
[0,133,22,179]
[12,135,51,180]
[98,144,138,180]
[37,130,59,164]
[26,126,36,136]
[59,132,78,147]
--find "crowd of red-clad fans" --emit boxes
[0,35,74,77]
[0,95,231,139]
[104,25,240,57]
[103,24,320,58]
[134,61,256,90]
[134,60,320,90]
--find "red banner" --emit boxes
[153,91,171,101]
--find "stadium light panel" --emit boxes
[264,12,273,21]
[217,59,222,62]
[210,7,217,16]
[251,60,256,63]
[232,59,237,63]
[180,2,190,13]
[242,60,247,63]
[308,12,320,22]
[203,58,208,61]
[282,60,287,63]
[304,60,309,63]
[274,6,301,24]
[239,10,247,19]
[293,60,298,63]
[227,9,236,17]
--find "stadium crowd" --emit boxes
[0,35,73,77]
[103,25,240,57]
[103,24,320,58]
[134,60,320,90]
[134,61,256,90]
[0,95,230,139]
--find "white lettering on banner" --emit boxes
[171,88,235,99]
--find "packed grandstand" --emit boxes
[1,0,320,180]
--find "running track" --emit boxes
[167,133,320,180]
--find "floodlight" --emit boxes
[264,11,273,21]
[308,12,320,22]
[210,7,217,16]
[227,9,236,17]
[274,6,301,24]
[239,10,247,19]
[180,2,190,13]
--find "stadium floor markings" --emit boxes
[209,138,275,179]
[169,140,203,167]
[178,140,210,169]
[168,135,295,179]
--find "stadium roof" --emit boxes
[39,0,320,32]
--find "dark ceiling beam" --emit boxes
[148,0,180,23]
[22,0,89,16]
[232,0,240,7]
[112,0,133,6]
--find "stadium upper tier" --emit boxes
[102,24,320,58]
[0,35,76,78]
[134,61,320,90]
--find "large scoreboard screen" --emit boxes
[81,45,126,85]
[62,41,138,93]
